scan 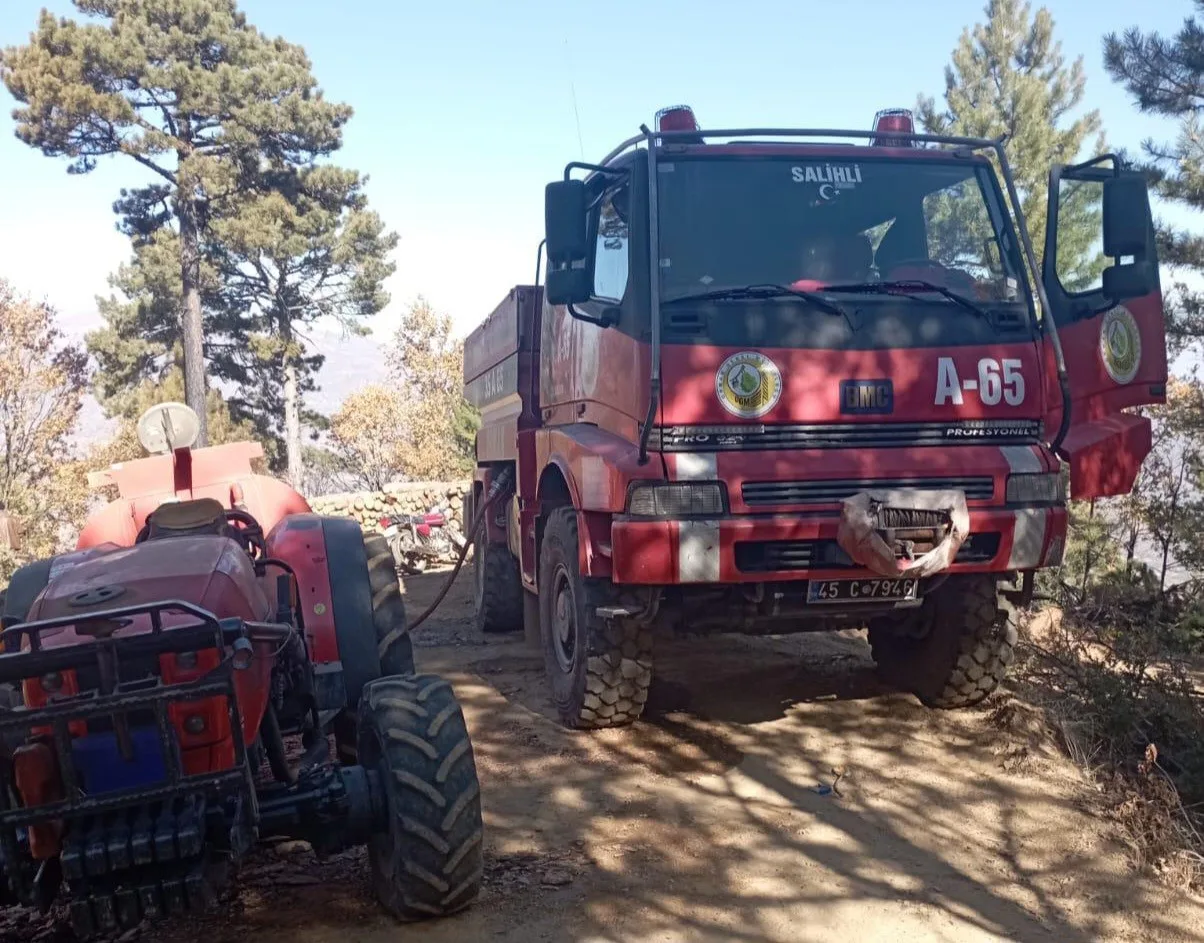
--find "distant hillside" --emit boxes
[71,325,386,448]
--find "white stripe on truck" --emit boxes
[1008,509,1047,569]
[675,453,718,481]
[679,520,721,582]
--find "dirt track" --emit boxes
[38,568,1204,942]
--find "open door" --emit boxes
[1041,157,1167,499]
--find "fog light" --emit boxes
[41,671,63,693]
[177,650,198,670]
[183,714,207,736]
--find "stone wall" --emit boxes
[308,480,471,538]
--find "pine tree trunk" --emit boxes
[280,318,303,491]
[178,197,209,447]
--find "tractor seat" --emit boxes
[145,498,229,541]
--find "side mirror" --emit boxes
[546,266,592,306]
[1103,174,1152,258]
[545,180,589,264]
[1102,173,1156,303]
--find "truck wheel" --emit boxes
[358,674,484,921]
[539,507,652,729]
[868,575,1017,709]
[364,532,415,677]
[474,537,523,634]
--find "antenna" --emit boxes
[565,38,584,159]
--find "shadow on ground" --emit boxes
[147,568,1204,943]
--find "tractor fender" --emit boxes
[265,515,381,708]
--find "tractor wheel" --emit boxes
[358,674,483,921]
[867,575,1018,709]
[364,532,415,677]
[539,507,652,729]
[473,536,523,634]
[2,557,53,626]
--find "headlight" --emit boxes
[1006,472,1064,505]
[626,482,727,517]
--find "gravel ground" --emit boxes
[5,564,1204,943]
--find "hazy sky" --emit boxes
[0,0,1192,344]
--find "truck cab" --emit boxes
[464,106,1165,729]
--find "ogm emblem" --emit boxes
[715,351,783,419]
[1099,306,1141,385]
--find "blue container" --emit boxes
[71,727,171,794]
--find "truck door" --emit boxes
[1041,159,1167,499]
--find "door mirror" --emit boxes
[545,266,592,306]
[1100,173,1156,303]
[1103,173,1153,259]
[545,180,589,263]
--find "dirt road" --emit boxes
[47,568,1204,942]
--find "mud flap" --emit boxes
[837,490,970,578]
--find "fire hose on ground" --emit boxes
[405,468,513,632]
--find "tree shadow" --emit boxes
[139,575,1204,943]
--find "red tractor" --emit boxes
[0,404,483,937]
[463,105,1167,728]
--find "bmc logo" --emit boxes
[840,379,894,415]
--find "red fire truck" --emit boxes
[463,106,1166,729]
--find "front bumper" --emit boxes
[609,505,1066,585]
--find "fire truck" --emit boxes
[462,106,1166,729]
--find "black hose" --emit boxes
[260,702,296,786]
[407,469,514,632]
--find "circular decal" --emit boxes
[313,603,327,616]
[715,351,783,418]
[1099,306,1141,385]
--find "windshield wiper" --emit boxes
[664,283,853,323]
[820,280,993,323]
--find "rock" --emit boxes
[540,867,573,887]
[273,839,312,857]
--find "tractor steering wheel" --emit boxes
[224,508,267,560]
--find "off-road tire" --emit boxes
[365,532,415,677]
[539,507,652,729]
[868,575,1017,709]
[474,537,523,634]
[358,674,484,921]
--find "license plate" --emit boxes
[807,577,919,604]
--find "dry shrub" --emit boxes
[1014,602,1204,890]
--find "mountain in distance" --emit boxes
[70,324,386,449]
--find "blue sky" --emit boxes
[0,0,1193,347]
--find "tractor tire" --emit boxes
[538,507,652,729]
[358,674,483,921]
[364,532,415,677]
[473,537,523,634]
[868,575,1018,709]
[2,557,53,627]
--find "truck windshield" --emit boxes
[656,156,1024,307]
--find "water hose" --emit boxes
[406,468,513,632]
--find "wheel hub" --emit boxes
[551,566,577,673]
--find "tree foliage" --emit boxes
[329,385,409,492]
[1105,4,1204,355]
[387,298,477,481]
[1,0,351,444]
[918,0,1105,287]
[0,280,88,581]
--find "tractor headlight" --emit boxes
[626,482,727,518]
[1006,473,1064,505]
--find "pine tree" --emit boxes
[918,0,1105,286]
[1,0,350,445]
[1104,4,1204,353]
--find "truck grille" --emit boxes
[651,419,1042,452]
[742,476,995,506]
[734,533,1001,573]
